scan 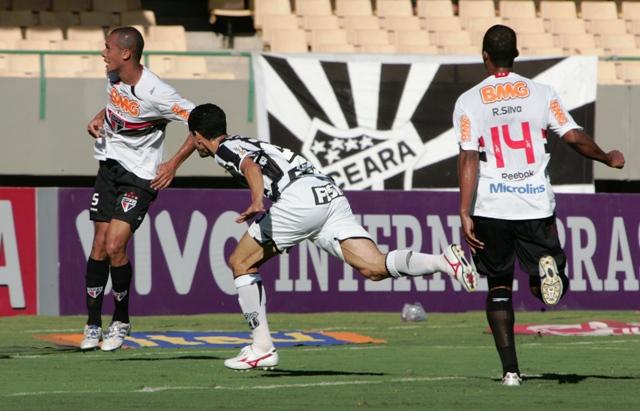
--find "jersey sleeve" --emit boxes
[546,88,582,138]
[453,99,479,151]
[215,141,256,176]
[149,81,195,123]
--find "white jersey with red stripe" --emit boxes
[453,71,581,220]
[94,66,195,179]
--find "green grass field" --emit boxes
[1,311,639,410]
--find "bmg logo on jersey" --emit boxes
[312,183,344,205]
[110,88,140,116]
[480,81,530,104]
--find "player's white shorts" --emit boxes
[248,176,372,260]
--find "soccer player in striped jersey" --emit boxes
[455,25,625,386]
[81,26,196,352]
[188,103,479,371]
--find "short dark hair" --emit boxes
[188,103,227,139]
[482,25,518,68]
[110,26,144,62]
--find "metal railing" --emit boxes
[0,49,254,121]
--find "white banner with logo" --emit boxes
[254,54,597,190]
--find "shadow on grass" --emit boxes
[258,369,386,378]
[113,355,223,361]
[489,373,640,384]
[0,345,79,358]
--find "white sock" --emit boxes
[235,274,273,353]
[385,250,448,278]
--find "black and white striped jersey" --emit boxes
[215,135,322,201]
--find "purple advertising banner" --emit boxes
[58,188,640,315]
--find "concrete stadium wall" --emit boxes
[0,79,637,180]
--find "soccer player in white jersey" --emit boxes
[188,103,478,370]
[454,25,625,386]
[81,27,196,351]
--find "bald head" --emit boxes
[109,26,144,62]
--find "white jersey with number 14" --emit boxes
[453,71,581,220]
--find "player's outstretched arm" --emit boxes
[563,129,625,169]
[236,157,265,224]
[87,109,106,138]
[458,149,484,251]
[150,134,196,190]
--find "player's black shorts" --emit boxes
[89,159,157,232]
[471,215,566,278]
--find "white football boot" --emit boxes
[80,325,102,351]
[443,244,478,292]
[501,372,522,386]
[224,345,279,371]
[100,321,131,352]
[539,255,562,305]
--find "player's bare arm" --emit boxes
[563,129,625,169]
[236,157,266,223]
[87,109,106,138]
[150,135,197,190]
[458,148,485,251]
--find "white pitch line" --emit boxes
[5,376,468,397]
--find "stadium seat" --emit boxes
[11,0,51,11]
[382,16,422,31]
[51,0,91,12]
[311,28,349,51]
[269,28,308,52]
[598,33,637,51]
[254,0,292,29]
[57,39,92,50]
[622,1,640,21]
[376,0,414,18]
[16,38,57,49]
[343,16,380,42]
[92,0,133,13]
[458,0,496,19]
[504,17,546,34]
[352,29,391,48]
[539,1,578,20]
[0,39,14,49]
[0,10,37,26]
[499,1,536,19]
[154,56,210,79]
[588,20,628,36]
[26,25,64,41]
[294,0,332,17]
[615,61,640,83]
[597,60,624,84]
[416,0,454,18]
[520,46,564,56]
[38,11,78,27]
[432,30,472,47]
[120,10,156,27]
[397,43,438,53]
[4,54,40,77]
[546,18,586,34]
[421,16,462,33]
[462,16,500,32]
[79,11,117,27]
[45,54,90,77]
[260,14,299,45]
[147,25,187,49]
[394,29,432,48]
[67,26,105,42]
[439,44,477,55]
[554,32,598,53]
[518,32,556,49]
[314,43,356,52]
[335,0,374,17]
[148,54,175,73]
[0,27,23,43]
[360,43,397,53]
[580,1,618,21]
[78,53,106,77]
[302,15,341,31]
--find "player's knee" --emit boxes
[486,287,513,311]
[358,264,388,281]
[228,253,249,276]
[104,238,126,260]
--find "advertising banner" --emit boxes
[254,54,597,190]
[0,188,37,316]
[58,188,639,315]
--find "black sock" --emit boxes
[85,258,110,327]
[486,287,519,376]
[110,262,132,324]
